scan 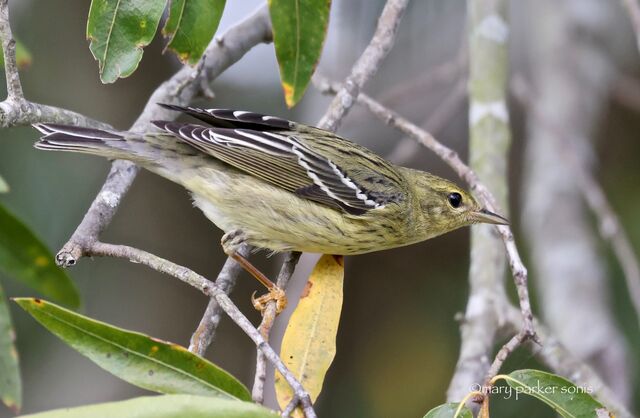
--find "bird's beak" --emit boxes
[472,208,509,225]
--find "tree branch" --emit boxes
[0,0,22,99]
[0,100,112,129]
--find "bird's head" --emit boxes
[400,168,508,240]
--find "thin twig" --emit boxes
[281,398,299,417]
[317,0,409,132]
[91,243,214,291]
[252,252,301,404]
[188,297,225,355]
[0,0,23,99]
[512,76,640,330]
[89,242,316,418]
[482,332,524,386]
[621,0,640,53]
[314,76,536,345]
[0,100,112,129]
[188,244,251,356]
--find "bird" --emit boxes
[33,104,508,312]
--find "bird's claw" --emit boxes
[252,287,287,314]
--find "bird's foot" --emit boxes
[251,287,288,314]
[222,229,288,314]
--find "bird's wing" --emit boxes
[153,106,407,215]
[158,104,293,130]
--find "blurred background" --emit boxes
[1,0,639,417]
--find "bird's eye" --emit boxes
[448,192,462,208]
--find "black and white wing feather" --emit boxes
[154,105,407,215]
[158,104,292,130]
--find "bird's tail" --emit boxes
[33,123,132,160]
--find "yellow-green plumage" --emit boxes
[33,105,507,256]
[183,165,471,255]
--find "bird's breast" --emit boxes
[183,167,414,255]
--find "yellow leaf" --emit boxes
[275,254,344,415]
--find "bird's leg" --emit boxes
[221,230,287,314]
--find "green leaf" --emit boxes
[0,175,8,193]
[501,369,611,418]
[0,38,33,69]
[162,0,226,65]
[0,204,79,308]
[268,0,331,107]
[14,298,251,401]
[86,0,167,83]
[0,284,21,413]
[16,394,277,418]
[423,403,473,418]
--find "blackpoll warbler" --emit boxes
[33,104,507,311]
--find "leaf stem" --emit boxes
[454,390,483,418]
